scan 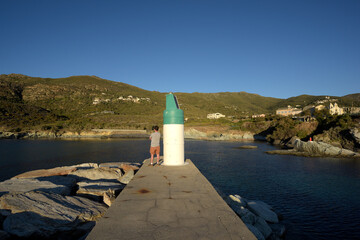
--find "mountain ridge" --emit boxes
[1,73,359,131]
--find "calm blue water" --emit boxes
[1,139,360,240]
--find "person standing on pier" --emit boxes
[149,125,161,166]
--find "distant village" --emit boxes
[93,95,151,105]
[92,95,359,121]
[207,97,360,120]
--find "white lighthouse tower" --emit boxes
[163,93,185,166]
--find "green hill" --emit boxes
[1,74,359,132]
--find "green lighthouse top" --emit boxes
[163,93,184,124]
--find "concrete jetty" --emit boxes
[86,159,256,240]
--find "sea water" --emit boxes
[0,138,359,239]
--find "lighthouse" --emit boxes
[163,93,185,166]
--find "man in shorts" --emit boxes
[149,125,160,166]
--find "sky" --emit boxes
[0,0,359,99]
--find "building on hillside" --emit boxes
[328,103,344,115]
[315,103,344,115]
[315,96,338,105]
[343,107,360,115]
[303,105,315,113]
[276,106,302,116]
[252,114,266,118]
[207,113,225,119]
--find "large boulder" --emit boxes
[55,221,96,240]
[0,191,107,221]
[119,169,134,184]
[70,163,99,169]
[246,224,265,240]
[320,142,342,155]
[99,162,141,171]
[236,207,257,225]
[253,217,272,239]
[340,148,358,157]
[76,180,125,199]
[69,167,122,181]
[0,209,11,230]
[229,194,248,207]
[1,191,107,238]
[12,166,77,179]
[3,211,95,239]
[294,140,320,154]
[0,176,76,197]
[247,201,279,223]
[294,139,359,157]
[285,136,299,148]
[350,128,360,144]
[103,190,116,207]
[120,163,140,172]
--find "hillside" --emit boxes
[0,73,359,132]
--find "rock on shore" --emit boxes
[235,145,258,149]
[1,191,107,238]
[0,162,141,239]
[227,194,285,240]
[12,166,77,179]
[0,176,76,197]
[266,139,360,158]
[294,139,359,157]
[350,128,360,145]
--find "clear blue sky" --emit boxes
[1,0,359,98]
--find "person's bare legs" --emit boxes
[156,153,160,164]
[150,154,154,165]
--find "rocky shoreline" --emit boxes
[0,162,140,239]
[226,194,286,240]
[0,129,149,139]
[266,139,360,158]
[184,128,266,141]
[0,128,262,141]
[2,128,359,159]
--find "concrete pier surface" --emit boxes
[86,159,256,240]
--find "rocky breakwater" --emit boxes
[185,127,260,141]
[0,162,140,239]
[227,194,286,240]
[266,139,360,158]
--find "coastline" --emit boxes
[0,129,149,140]
[1,128,359,159]
[0,127,266,141]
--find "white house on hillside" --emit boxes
[276,106,302,116]
[328,103,344,115]
[207,113,225,119]
[252,114,266,118]
[315,103,344,115]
